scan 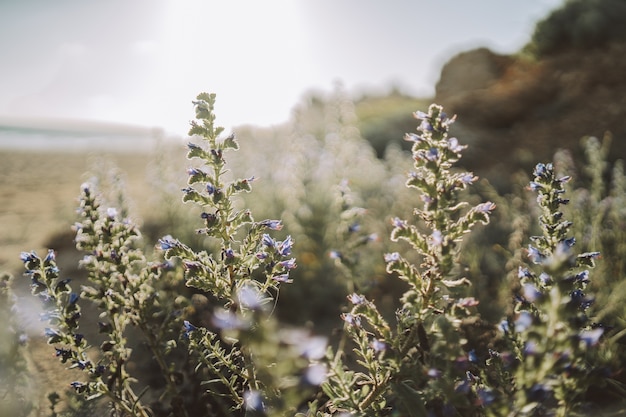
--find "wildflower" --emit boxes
[212,308,247,330]
[522,283,542,303]
[261,234,275,247]
[347,293,365,305]
[475,201,496,213]
[341,313,361,327]
[206,182,217,195]
[44,249,56,263]
[527,245,546,264]
[391,217,407,229]
[277,235,293,256]
[459,172,476,185]
[278,258,297,269]
[499,319,510,334]
[237,284,263,310]
[514,311,533,333]
[428,230,443,247]
[427,368,442,378]
[404,133,423,143]
[329,250,342,260]
[370,339,387,352]
[106,207,117,219]
[244,390,264,411]
[183,320,197,337]
[447,137,466,153]
[425,148,439,161]
[68,292,80,305]
[259,219,283,230]
[457,297,479,308]
[477,387,496,406]
[384,252,401,263]
[299,336,328,360]
[533,163,550,177]
[272,274,292,283]
[158,235,179,251]
[304,363,328,385]
[579,328,604,347]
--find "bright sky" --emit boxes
[0,0,563,135]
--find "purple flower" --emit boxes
[279,258,297,270]
[425,147,439,161]
[44,249,56,263]
[579,328,604,347]
[370,339,387,352]
[457,297,479,308]
[277,236,293,256]
[459,172,476,184]
[206,182,217,195]
[533,163,550,177]
[475,201,496,213]
[391,217,407,229]
[427,368,442,378]
[522,283,541,303]
[238,284,263,310]
[341,313,361,327]
[329,250,342,260]
[261,234,275,247]
[272,274,292,283]
[527,245,546,264]
[259,219,283,230]
[304,363,327,385]
[106,207,117,219]
[212,309,247,330]
[384,252,401,263]
[347,293,365,305]
[404,133,423,143]
[428,230,443,247]
[447,137,466,153]
[514,311,533,332]
[244,390,264,411]
[183,320,197,338]
[158,235,179,251]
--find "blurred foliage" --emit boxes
[525,0,626,57]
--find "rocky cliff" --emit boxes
[433,42,626,187]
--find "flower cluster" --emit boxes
[323,104,497,416]
[496,162,610,415]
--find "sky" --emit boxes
[0,0,564,135]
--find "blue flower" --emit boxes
[243,390,264,411]
[514,311,533,332]
[475,201,496,214]
[522,283,541,303]
[341,313,361,327]
[347,293,365,305]
[279,258,297,270]
[183,320,197,338]
[272,274,292,283]
[527,245,546,264]
[404,133,423,143]
[261,234,275,247]
[44,249,56,263]
[158,235,179,250]
[259,219,283,230]
[370,339,387,352]
[391,217,407,229]
[384,252,401,263]
[277,236,293,256]
[579,328,604,347]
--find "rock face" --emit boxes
[433,42,626,188]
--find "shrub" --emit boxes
[6,94,624,416]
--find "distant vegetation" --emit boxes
[525,0,626,56]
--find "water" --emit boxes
[0,124,175,153]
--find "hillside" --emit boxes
[432,41,626,188]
